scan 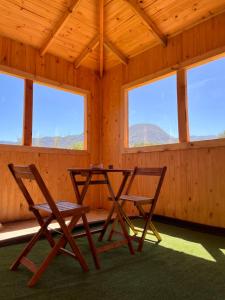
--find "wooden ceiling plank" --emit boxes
[40,0,81,56]
[123,0,167,47]
[99,0,104,78]
[104,38,129,65]
[74,35,100,68]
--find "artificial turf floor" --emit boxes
[0,219,225,300]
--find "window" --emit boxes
[127,74,178,147]
[0,73,24,145]
[187,56,225,141]
[32,83,86,150]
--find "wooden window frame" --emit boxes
[122,59,225,154]
[0,68,90,153]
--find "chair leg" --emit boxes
[149,221,162,242]
[137,217,152,252]
[115,203,135,255]
[82,214,100,269]
[11,216,53,271]
[98,204,115,241]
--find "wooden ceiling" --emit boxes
[0,0,225,76]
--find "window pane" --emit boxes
[187,57,225,141]
[0,73,24,145]
[128,74,178,147]
[32,83,85,150]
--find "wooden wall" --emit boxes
[0,35,101,223]
[101,12,225,228]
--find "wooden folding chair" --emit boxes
[109,167,167,252]
[8,164,99,287]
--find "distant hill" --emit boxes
[32,133,84,149]
[129,123,219,146]
[129,124,177,146]
[0,134,84,149]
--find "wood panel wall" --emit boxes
[0,35,101,223]
[101,12,225,228]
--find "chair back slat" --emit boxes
[8,164,62,221]
[125,166,167,201]
[12,165,35,180]
[135,167,165,176]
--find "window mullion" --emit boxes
[177,69,189,143]
[23,79,33,146]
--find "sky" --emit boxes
[0,76,84,143]
[129,56,225,140]
[0,56,225,144]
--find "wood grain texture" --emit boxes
[101,12,225,228]
[23,79,33,146]
[0,0,225,69]
[177,69,189,142]
[0,35,101,222]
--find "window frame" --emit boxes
[122,70,179,152]
[0,68,90,153]
[122,56,225,154]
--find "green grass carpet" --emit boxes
[0,220,225,300]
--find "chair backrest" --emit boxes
[125,166,167,211]
[8,163,60,217]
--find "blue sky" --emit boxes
[129,56,225,139]
[0,55,225,143]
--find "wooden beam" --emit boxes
[23,79,33,146]
[104,38,129,65]
[124,0,167,47]
[177,69,189,142]
[99,0,104,78]
[74,36,99,68]
[40,0,81,56]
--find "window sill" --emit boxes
[122,138,225,154]
[0,144,89,156]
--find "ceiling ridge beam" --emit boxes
[123,0,167,47]
[99,0,104,78]
[74,35,99,69]
[40,0,81,56]
[104,38,129,65]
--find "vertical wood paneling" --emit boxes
[101,12,225,228]
[0,35,101,223]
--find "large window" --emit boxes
[127,74,178,147]
[187,56,225,141]
[0,73,24,145]
[32,83,85,150]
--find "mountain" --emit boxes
[129,123,177,146]
[32,133,84,149]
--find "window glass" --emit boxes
[128,74,178,147]
[0,73,24,145]
[33,83,85,150]
[187,56,225,141]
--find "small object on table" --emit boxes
[90,163,104,169]
[108,164,113,169]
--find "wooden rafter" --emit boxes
[104,38,129,65]
[74,36,99,69]
[123,0,167,47]
[99,0,104,78]
[40,0,81,56]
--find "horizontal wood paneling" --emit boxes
[0,35,101,222]
[101,12,225,228]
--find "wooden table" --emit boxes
[68,168,135,255]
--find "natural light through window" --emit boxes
[0,73,24,145]
[32,83,85,150]
[128,74,178,147]
[187,56,225,141]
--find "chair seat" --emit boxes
[120,194,154,204]
[34,201,89,215]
